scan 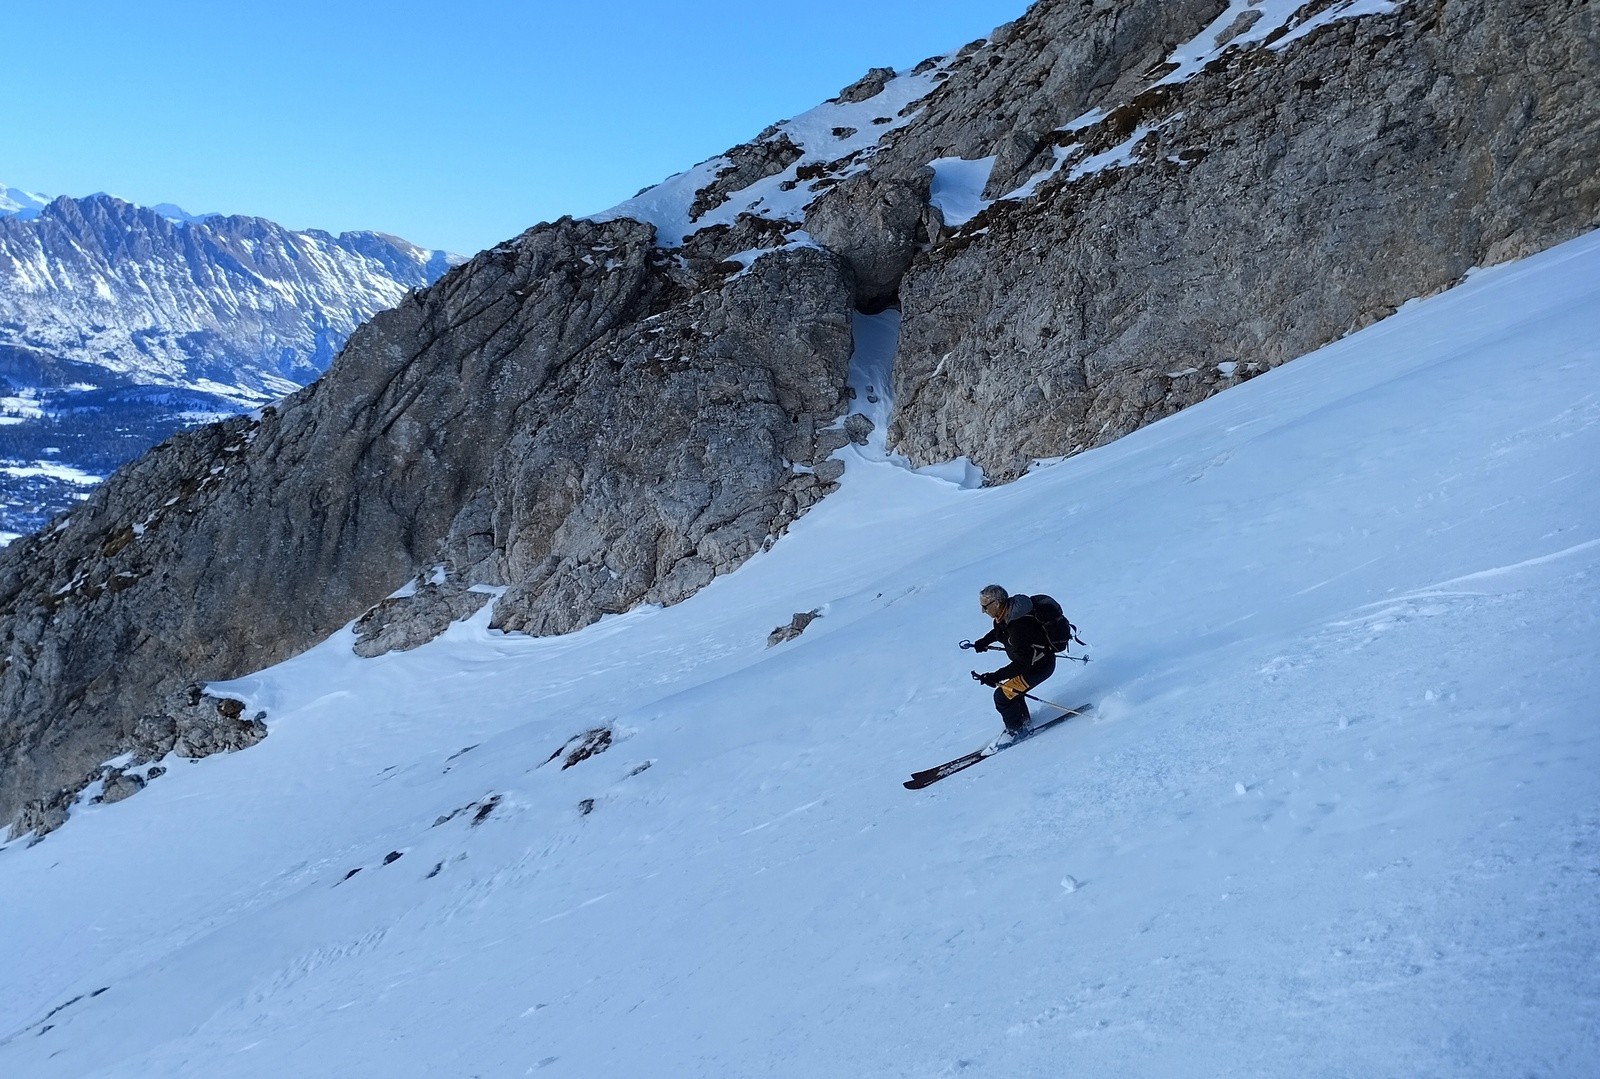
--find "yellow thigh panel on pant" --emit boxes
[1000,676,1030,700]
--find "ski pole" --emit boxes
[970,672,1091,716]
[1020,691,1092,717]
[960,639,1090,664]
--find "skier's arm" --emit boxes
[974,624,1002,651]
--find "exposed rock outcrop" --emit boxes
[11,687,258,839]
[353,577,493,658]
[803,169,931,311]
[834,67,899,105]
[689,136,806,222]
[880,0,1232,198]
[767,609,822,647]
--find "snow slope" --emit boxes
[1,231,1596,1076]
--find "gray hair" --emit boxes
[979,584,1008,608]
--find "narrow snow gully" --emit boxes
[840,308,984,488]
[846,310,899,457]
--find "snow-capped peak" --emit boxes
[0,182,50,220]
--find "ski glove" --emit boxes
[977,671,1002,687]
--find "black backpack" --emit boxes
[1029,594,1082,654]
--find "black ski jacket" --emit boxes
[975,600,1055,682]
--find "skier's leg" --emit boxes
[994,683,1030,732]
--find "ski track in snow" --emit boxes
[0,231,1596,1076]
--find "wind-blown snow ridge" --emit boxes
[0,222,1594,1075]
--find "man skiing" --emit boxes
[902,586,1087,789]
[971,584,1056,734]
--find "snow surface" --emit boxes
[0,391,45,422]
[927,156,997,228]
[1067,122,1164,181]
[1,231,1597,1076]
[1160,0,1402,84]
[722,230,824,278]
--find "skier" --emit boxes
[971,584,1056,734]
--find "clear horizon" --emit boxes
[3,1,1030,255]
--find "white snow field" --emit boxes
[3,230,1598,1077]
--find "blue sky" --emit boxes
[3,1,1029,255]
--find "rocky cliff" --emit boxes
[886,0,1600,478]
[2,0,1595,837]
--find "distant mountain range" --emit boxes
[0,187,462,542]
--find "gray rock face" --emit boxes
[0,214,852,836]
[467,242,852,636]
[843,413,875,446]
[98,768,145,805]
[834,67,899,105]
[885,0,1600,478]
[882,0,1232,199]
[137,688,268,761]
[353,578,493,659]
[804,169,932,311]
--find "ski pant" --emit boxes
[993,654,1056,731]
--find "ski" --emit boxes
[903,702,1093,790]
